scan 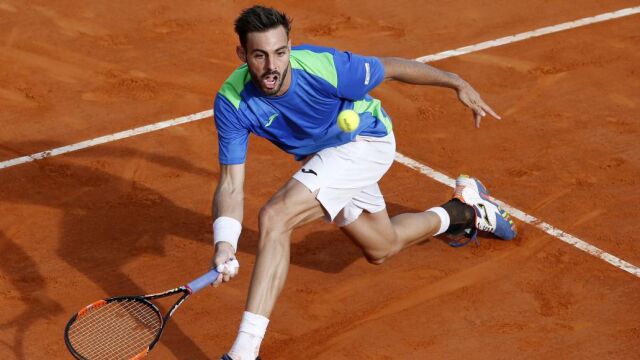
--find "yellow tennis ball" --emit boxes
[337,109,360,132]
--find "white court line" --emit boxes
[1,7,639,277]
[0,110,213,169]
[395,153,640,277]
[416,6,640,62]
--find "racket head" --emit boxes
[64,297,164,360]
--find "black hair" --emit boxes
[234,5,292,48]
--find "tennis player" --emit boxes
[211,5,517,359]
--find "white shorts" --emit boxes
[293,132,396,227]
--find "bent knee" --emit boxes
[359,237,402,266]
[363,250,393,265]
[259,202,289,231]
[366,255,386,265]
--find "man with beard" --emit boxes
[211,5,517,360]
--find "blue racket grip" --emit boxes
[187,269,220,294]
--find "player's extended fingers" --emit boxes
[463,93,485,116]
[480,100,501,120]
[474,111,482,128]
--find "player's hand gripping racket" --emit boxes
[64,269,220,360]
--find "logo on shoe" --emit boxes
[301,168,317,176]
[477,203,492,226]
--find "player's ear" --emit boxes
[236,46,246,63]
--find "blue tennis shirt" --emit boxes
[213,44,393,164]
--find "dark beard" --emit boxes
[251,62,290,96]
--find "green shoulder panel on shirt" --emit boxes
[219,64,252,109]
[353,98,393,134]
[290,49,338,88]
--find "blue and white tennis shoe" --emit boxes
[453,175,517,244]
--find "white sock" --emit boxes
[426,207,450,236]
[229,311,269,360]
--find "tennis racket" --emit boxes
[64,269,220,360]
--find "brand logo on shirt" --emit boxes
[364,62,371,85]
[265,114,278,127]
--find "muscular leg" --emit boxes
[341,208,442,264]
[247,178,325,316]
[227,178,325,360]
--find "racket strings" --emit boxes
[67,300,162,360]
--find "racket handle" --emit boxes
[187,269,220,294]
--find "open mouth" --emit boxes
[263,73,279,90]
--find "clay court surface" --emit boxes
[1,1,639,359]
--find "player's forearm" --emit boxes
[212,183,244,222]
[381,57,467,90]
[212,183,244,254]
[212,163,246,222]
[212,164,246,254]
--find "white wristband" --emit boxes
[213,216,242,252]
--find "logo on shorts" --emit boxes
[301,168,317,176]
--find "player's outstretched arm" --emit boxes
[380,57,501,128]
[211,163,245,285]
